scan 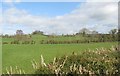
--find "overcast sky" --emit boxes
[0,0,118,35]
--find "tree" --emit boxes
[4,34,9,38]
[92,31,98,34]
[79,28,90,36]
[109,29,117,41]
[32,30,44,35]
[118,29,120,41]
[15,30,24,41]
[16,30,23,35]
[109,29,117,35]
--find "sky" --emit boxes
[0,0,119,35]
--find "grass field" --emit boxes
[2,42,118,73]
[2,34,99,44]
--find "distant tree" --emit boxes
[16,30,23,35]
[82,31,86,36]
[48,33,56,39]
[15,30,25,41]
[32,30,44,35]
[62,34,64,36]
[109,29,117,35]
[92,31,98,34]
[4,34,9,38]
[109,29,117,41]
[118,29,120,41]
[79,28,90,36]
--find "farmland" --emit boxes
[2,41,118,73]
[2,31,119,74]
[2,2,120,75]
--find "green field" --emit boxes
[2,34,100,44]
[2,42,118,73]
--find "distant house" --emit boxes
[16,30,24,35]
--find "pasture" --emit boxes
[2,42,118,73]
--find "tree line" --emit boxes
[2,28,119,44]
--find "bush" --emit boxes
[11,40,20,44]
[35,46,120,75]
